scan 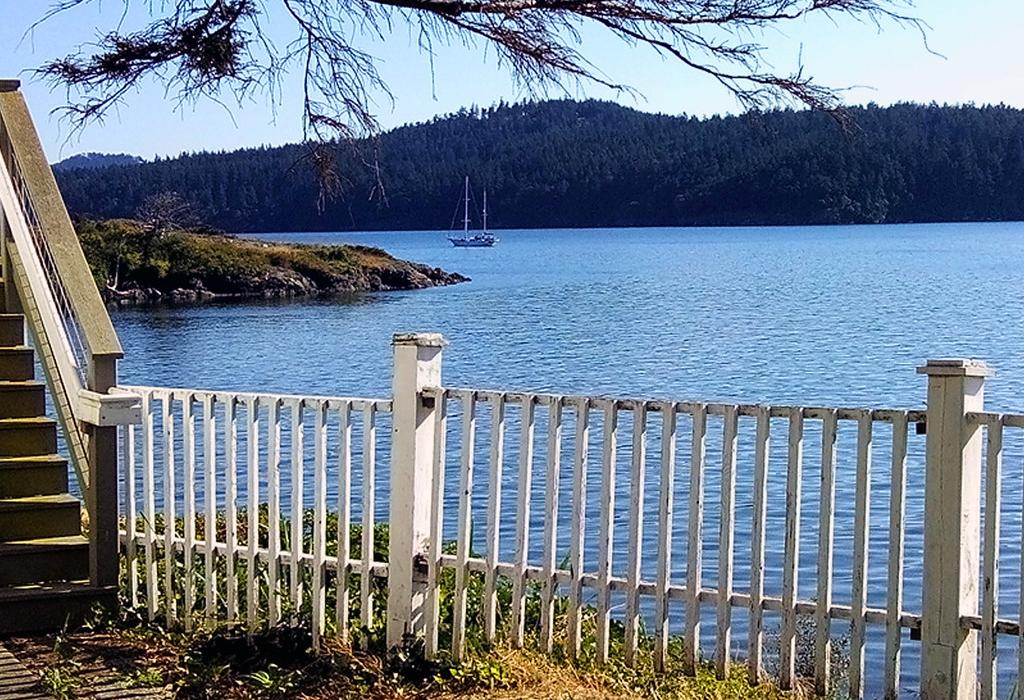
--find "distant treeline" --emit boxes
[56,100,1024,231]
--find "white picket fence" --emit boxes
[119,334,1024,700]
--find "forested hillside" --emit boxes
[56,100,1024,231]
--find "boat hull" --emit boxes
[448,237,498,247]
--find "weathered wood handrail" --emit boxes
[0,80,132,590]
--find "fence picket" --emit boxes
[203,395,217,621]
[311,401,328,648]
[884,413,908,699]
[654,402,677,673]
[246,397,260,629]
[336,401,352,641]
[484,394,506,643]
[142,392,158,620]
[512,395,536,648]
[290,400,305,624]
[814,409,838,695]
[225,396,239,622]
[849,412,873,699]
[747,405,770,684]
[424,391,448,659]
[596,400,618,664]
[541,398,563,655]
[981,418,1003,700]
[360,405,377,645]
[452,393,476,660]
[624,403,647,666]
[123,423,139,609]
[683,403,707,675]
[780,408,803,690]
[716,405,738,679]
[567,398,590,659]
[161,393,177,625]
[267,398,282,625]
[182,395,197,630]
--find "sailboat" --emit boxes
[448,176,498,247]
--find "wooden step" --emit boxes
[0,455,68,497]
[0,417,57,457]
[0,494,81,540]
[0,347,33,381]
[0,314,23,346]
[0,381,46,419]
[0,582,116,636]
[0,535,88,586]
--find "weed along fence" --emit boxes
[119,334,1024,699]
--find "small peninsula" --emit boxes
[76,218,468,305]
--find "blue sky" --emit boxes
[0,2,1020,159]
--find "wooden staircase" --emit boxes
[0,286,116,635]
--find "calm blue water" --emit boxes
[115,223,1024,697]
[117,223,1024,409]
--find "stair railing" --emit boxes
[0,79,138,589]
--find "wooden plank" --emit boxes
[567,398,590,659]
[123,422,139,609]
[716,405,738,679]
[541,398,563,654]
[747,405,770,685]
[424,391,448,659]
[814,409,838,696]
[336,401,352,642]
[202,395,217,621]
[161,394,177,626]
[360,404,377,646]
[511,395,536,649]
[980,419,1002,700]
[452,393,476,660]
[483,394,506,643]
[182,395,197,630]
[142,392,158,620]
[624,403,647,666]
[849,412,872,699]
[654,402,677,673]
[290,400,305,624]
[311,401,329,648]
[266,398,282,626]
[225,396,239,622]
[884,413,909,699]
[780,407,803,690]
[682,403,707,675]
[245,397,260,629]
[596,400,618,664]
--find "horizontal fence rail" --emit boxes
[117,343,1024,700]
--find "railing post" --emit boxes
[918,358,992,699]
[86,355,120,589]
[387,332,445,648]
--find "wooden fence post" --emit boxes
[87,354,120,589]
[387,332,445,648]
[918,358,992,699]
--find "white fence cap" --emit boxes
[393,332,447,347]
[917,358,994,377]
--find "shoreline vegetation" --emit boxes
[76,218,468,305]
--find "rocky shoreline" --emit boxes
[104,258,468,305]
[77,220,469,306]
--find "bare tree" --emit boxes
[32,0,923,143]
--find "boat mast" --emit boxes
[483,189,488,234]
[463,175,470,234]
